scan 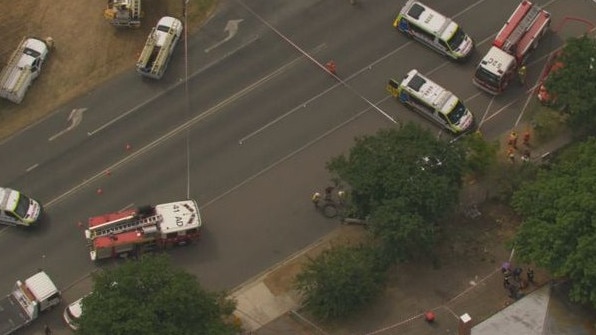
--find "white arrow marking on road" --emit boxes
[48,108,88,141]
[204,19,244,53]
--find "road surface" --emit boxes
[0,0,594,332]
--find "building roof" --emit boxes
[472,284,595,335]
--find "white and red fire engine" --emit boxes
[84,200,202,261]
[473,0,550,94]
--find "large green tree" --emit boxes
[327,123,466,262]
[544,35,596,132]
[294,244,386,320]
[511,138,596,307]
[77,255,238,335]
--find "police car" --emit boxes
[387,69,475,134]
[393,0,474,60]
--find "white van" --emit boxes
[393,0,474,60]
[386,69,475,134]
[0,37,49,104]
[0,187,43,227]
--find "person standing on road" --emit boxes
[523,130,531,147]
[337,190,347,205]
[518,65,527,85]
[521,149,531,163]
[527,268,535,284]
[507,148,516,163]
[513,267,523,282]
[44,324,52,335]
[324,186,335,201]
[508,131,518,149]
[312,192,322,208]
[503,267,512,288]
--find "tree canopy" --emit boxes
[327,123,466,262]
[294,244,385,320]
[77,255,238,335]
[544,35,596,132]
[511,138,596,307]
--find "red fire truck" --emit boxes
[473,1,550,94]
[84,200,202,261]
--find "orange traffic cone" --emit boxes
[325,61,337,75]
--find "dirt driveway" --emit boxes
[0,0,217,141]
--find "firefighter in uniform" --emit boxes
[517,65,527,85]
[311,192,322,208]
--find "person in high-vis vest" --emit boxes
[311,192,322,208]
[517,65,527,85]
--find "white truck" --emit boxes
[104,0,142,28]
[136,16,183,79]
[0,271,61,335]
[0,37,50,104]
[0,187,43,227]
[85,200,202,261]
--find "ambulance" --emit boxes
[393,0,474,61]
[0,187,42,227]
[387,69,475,134]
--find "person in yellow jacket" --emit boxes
[517,65,527,85]
[311,192,322,208]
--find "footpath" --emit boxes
[229,129,576,335]
[20,131,575,335]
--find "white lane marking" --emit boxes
[478,95,495,130]
[49,108,88,141]
[40,50,322,208]
[26,163,39,172]
[204,19,244,53]
[451,0,490,19]
[87,35,260,136]
[119,203,135,212]
[482,97,522,124]
[204,106,373,208]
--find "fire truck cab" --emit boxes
[84,200,202,261]
[473,0,550,94]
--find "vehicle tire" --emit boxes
[322,203,339,218]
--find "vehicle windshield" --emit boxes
[447,100,467,124]
[14,194,31,218]
[157,25,170,33]
[447,27,466,50]
[474,67,500,88]
[66,306,79,321]
[23,48,41,58]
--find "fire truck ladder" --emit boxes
[10,66,32,94]
[150,22,180,76]
[137,30,158,69]
[89,214,163,239]
[503,4,541,53]
[0,37,27,91]
[131,0,141,19]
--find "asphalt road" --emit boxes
[0,0,595,328]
